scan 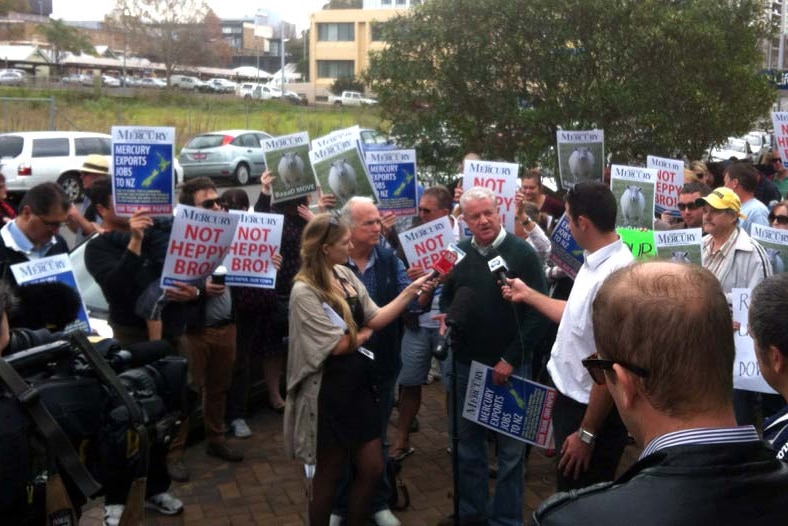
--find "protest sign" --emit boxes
[11,254,91,333]
[462,159,519,233]
[111,126,175,217]
[311,125,361,152]
[618,228,655,260]
[263,132,316,204]
[222,211,284,288]
[731,288,778,394]
[309,135,376,207]
[610,164,657,230]
[772,113,788,162]
[751,223,788,274]
[647,155,684,218]
[398,216,454,271]
[548,213,584,280]
[654,228,703,266]
[462,361,556,448]
[364,149,418,216]
[161,205,240,288]
[556,129,605,190]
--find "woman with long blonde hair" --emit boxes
[284,213,428,526]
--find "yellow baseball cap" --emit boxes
[695,187,746,219]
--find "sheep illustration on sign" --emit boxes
[568,147,595,181]
[278,152,304,189]
[328,158,357,201]
[620,185,646,228]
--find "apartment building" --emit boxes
[310,0,422,93]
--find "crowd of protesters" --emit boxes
[4,150,788,526]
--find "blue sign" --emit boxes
[548,213,584,280]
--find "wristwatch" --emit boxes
[578,427,596,445]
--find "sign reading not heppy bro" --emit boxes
[398,216,454,271]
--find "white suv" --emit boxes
[0,131,111,202]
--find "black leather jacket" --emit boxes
[534,441,788,526]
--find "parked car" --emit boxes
[329,90,378,106]
[101,75,120,87]
[170,75,204,90]
[0,131,111,202]
[202,78,237,94]
[708,137,753,162]
[120,76,141,87]
[61,73,89,85]
[179,129,272,185]
[745,131,773,161]
[139,78,167,89]
[359,128,396,150]
[0,70,26,86]
[282,91,308,106]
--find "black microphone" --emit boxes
[486,249,510,284]
[11,281,82,331]
[118,339,174,368]
[434,287,477,360]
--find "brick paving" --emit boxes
[80,381,639,526]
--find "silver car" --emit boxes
[179,130,271,185]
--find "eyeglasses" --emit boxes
[199,198,227,210]
[581,352,650,385]
[677,202,700,211]
[36,215,64,229]
[769,213,788,225]
[320,215,341,247]
[772,159,783,164]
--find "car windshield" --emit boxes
[185,135,228,149]
[725,139,748,153]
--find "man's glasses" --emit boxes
[320,215,341,247]
[199,198,227,210]
[769,212,788,225]
[37,215,64,229]
[772,159,783,165]
[677,202,700,211]
[581,352,650,385]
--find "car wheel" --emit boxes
[59,173,84,202]
[234,163,250,185]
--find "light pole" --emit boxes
[280,22,285,94]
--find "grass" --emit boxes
[0,87,384,149]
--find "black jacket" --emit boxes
[533,441,788,526]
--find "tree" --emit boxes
[322,0,362,9]
[36,19,95,74]
[106,0,210,83]
[0,0,28,15]
[365,0,774,183]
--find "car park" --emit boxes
[60,73,89,85]
[0,131,111,202]
[139,78,166,89]
[708,137,754,162]
[170,75,204,90]
[202,78,237,94]
[179,129,272,185]
[101,75,120,87]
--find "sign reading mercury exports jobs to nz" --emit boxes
[112,126,175,217]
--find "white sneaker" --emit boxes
[230,418,252,439]
[145,492,184,515]
[103,504,124,526]
[329,513,344,526]
[374,509,402,526]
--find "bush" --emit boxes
[330,77,365,95]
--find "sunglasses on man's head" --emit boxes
[199,198,227,209]
[581,352,650,385]
[769,212,788,225]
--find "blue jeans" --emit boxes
[449,361,529,526]
[333,375,397,515]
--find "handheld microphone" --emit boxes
[486,249,510,284]
[416,247,463,296]
[434,287,477,360]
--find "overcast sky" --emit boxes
[51,0,327,31]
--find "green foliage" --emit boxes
[330,77,366,95]
[322,0,362,9]
[36,19,95,71]
[365,0,774,180]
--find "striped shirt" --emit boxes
[702,228,739,279]
[639,426,760,460]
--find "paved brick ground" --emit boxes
[80,382,639,526]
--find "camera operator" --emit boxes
[83,177,184,524]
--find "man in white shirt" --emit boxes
[503,181,633,490]
[724,162,769,234]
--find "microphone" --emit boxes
[486,249,509,284]
[11,281,82,331]
[112,339,174,369]
[416,248,462,296]
[434,287,477,360]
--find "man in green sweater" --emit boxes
[439,186,547,526]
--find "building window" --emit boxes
[396,0,406,5]
[317,60,355,79]
[381,0,392,5]
[317,23,355,42]
[370,22,386,42]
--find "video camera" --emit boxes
[0,332,188,523]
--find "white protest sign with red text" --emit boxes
[772,113,788,161]
[161,205,240,288]
[462,160,519,233]
[223,211,284,288]
[647,155,684,218]
[398,216,454,272]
